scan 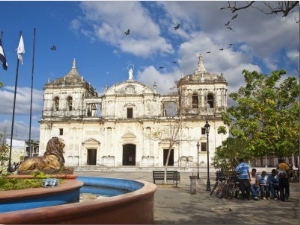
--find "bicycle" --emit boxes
[210,171,241,199]
[210,171,226,198]
[223,172,241,199]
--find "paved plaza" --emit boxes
[75,170,300,225]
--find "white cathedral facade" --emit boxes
[39,55,228,169]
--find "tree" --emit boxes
[213,136,250,173]
[0,124,9,145]
[215,69,300,168]
[0,133,9,174]
[145,87,195,184]
[145,100,183,184]
[0,84,9,174]
[221,1,299,19]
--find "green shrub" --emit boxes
[0,177,43,191]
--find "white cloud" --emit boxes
[286,50,299,64]
[262,58,278,71]
[0,86,42,141]
[78,1,173,57]
[0,120,40,141]
[0,86,43,115]
[137,66,181,94]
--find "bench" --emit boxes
[152,171,180,186]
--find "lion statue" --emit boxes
[18,137,66,174]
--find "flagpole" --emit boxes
[8,31,22,172]
[28,28,36,158]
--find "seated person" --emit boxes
[267,169,279,200]
[258,171,269,200]
[250,168,260,200]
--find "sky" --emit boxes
[0,1,299,142]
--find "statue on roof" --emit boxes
[72,58,76,69]
[196,54,207,73]
[127,64,134,80]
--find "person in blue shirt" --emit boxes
[267,169,279,200]
[258,171,269,199]
[235,158,251,200]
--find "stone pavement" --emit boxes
[75,170,299,225]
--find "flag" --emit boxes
[17,35,25,64]
[0,37,8,70]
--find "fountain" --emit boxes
[0,137,157,224]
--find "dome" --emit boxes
[45,59,97,96]
[52,59,83,85]
[182,54,226,83]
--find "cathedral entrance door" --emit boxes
[87,149,97,165]
[123,144,136,166]
[163,149,174,166]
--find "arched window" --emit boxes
[67,96,73,111]
[54,97,59,111]
[207,93,214,108]
[192,93,198,108]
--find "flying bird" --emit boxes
[225,21,230,26]
[159,66,164,69]
[174,24,180,30]
[206,51,211,53]
[50,45,56,51]
[229,43,233,46]
[231,14,238,20]
[227,26,234,31]
[125,29,130,35]
[219,48,224,51]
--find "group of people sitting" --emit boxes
[235,158,291,202]
[249,168,281,200]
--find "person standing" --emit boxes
[277,159,290,202]
[235,158,251,200]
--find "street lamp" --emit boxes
[196,142,200,179]
[204,121,211,191]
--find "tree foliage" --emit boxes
[213,69,300,168]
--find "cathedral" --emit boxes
[39,55,228,169]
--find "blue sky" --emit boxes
[0,1,299,141]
